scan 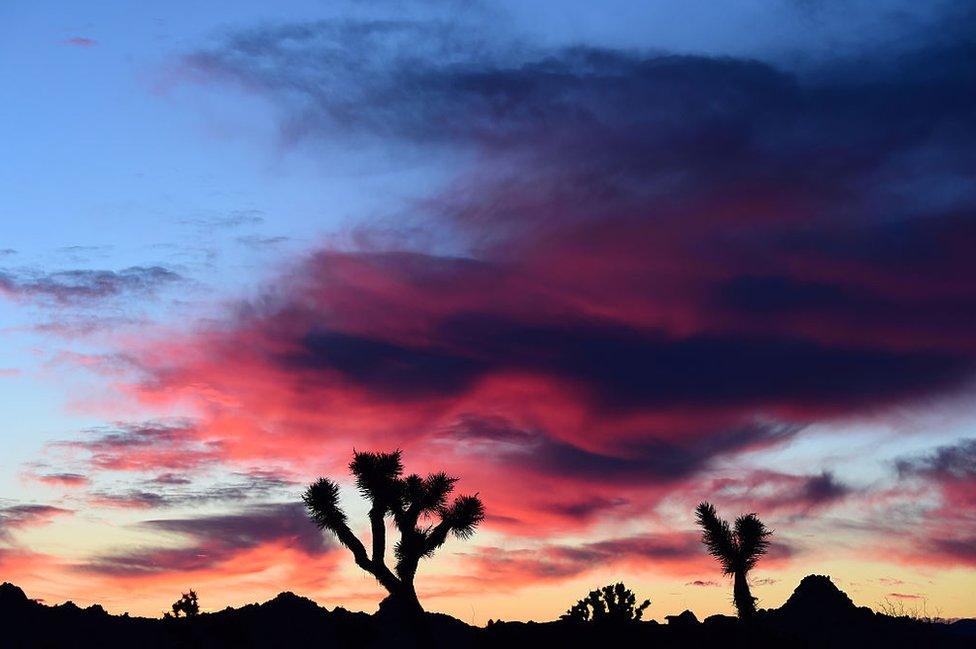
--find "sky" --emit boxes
[1,0,974,623]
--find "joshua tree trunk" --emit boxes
[378,581,431,649]
[379,581,423,617]
[733,571,756,619]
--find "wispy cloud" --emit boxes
[0,266,182,305]
[81,503,331,576]
[63,37,97,47]
[0,504,73,541]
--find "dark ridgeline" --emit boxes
[2,576,974,648]
[695,501,772,619]
[302,449,485,619]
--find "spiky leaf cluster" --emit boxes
[695,502,771,576]
[561,583,651,623]
[303,479,347,533]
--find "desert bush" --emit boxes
[561,582,650,623]
[164,590,199,619]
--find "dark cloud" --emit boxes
[184,20,975,225]
[468,533,704,582]
[287,329,487,400]
[82,503,330,575]
[282,309,971,413]
[33,473,90,488]
[695,469,852,518]
[443,414,799,486]
[180,210,265,230]
[103,8,976,538]
[57,420,221,473]
[149,473,193,486]
[930,538,976,564]
[799,471,851,505]
[896,438,976,481]
[89,470,296,509]
[64,37,96,47]
[0,266,182,305]
[891,439,976,566]
[445,315,971,411]
[174,17,976,403]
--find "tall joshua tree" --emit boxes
[695,502,771,620]
[303,450,485,615]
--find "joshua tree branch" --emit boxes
[695,501,737,575]
[369,505,387,567]
[423,519,453,555]
[339,525,400,593]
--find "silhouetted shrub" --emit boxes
[164,590,199,619]
[561,583,650,623]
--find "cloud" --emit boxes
[888,592,924,600]
[81,503,331,576]
[896,438,976,482]
[32,473,90,488]
[82,15,975,542]
[463,532,793,587]
[465,533,705,584]
[686,469,853,518]
[881,440,976,566]
[284,315,969,411]
[63,37,97,47]
[32,5,972,573]
[236,235,289,250]
[441,414,797,486]
[182,19,975,227]
[54,420,221,473]
[180,210,266,230]
[88,470,296,509]
[0,266,182,305]
[0,505,73,541]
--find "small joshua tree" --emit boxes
[164,590,199,619]
[695,502,771,620]
[303,450,484,615]
[561,583,650,623]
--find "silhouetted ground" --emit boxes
[1,576,972,648]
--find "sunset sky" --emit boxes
[1,0,974,623]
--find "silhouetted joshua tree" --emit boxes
[164,590,199,619]
[561,582,651,623]
[303,450,484,616]
[695,502,771,620]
